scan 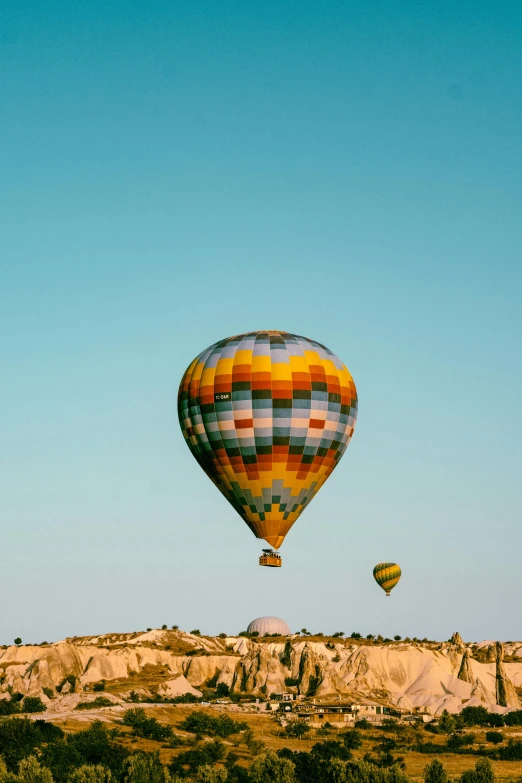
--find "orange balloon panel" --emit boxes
[178,331,357,549]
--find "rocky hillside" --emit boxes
[1,630,521,717]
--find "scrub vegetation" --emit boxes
[2,704,522,783]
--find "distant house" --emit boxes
[283,699,402,727]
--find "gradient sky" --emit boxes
[1,0,521,646]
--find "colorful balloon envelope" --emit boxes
[373,562,401,596]
[178,330,357,557]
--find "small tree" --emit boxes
[123,752,169,783]
[438,712,456,734]
[14,638,22,647]
[194,767,227,783]
[394,635,402,641]
[249,750,296,783]
[191,630,201,636]
[17,756,54,783]
[215,683,230,698]
[284,722,310,739]
[171,625,179,631]
[69,765,113,783]
[486,731,503,745]
[342,729,362,749]
[473,758,495,783]
[424,759,449,783]
[242,727,265,756]
[21,697,46,714]
[350,632,362,639]
[161,625,167,630]
[366,634,375,640]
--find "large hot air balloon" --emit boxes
[373,563,401,596]
[178,330,357,566]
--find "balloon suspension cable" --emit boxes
[259,549,282,568]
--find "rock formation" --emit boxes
[458,649,475,684]
[495,642,519,708]
[0,630,520,717]
[450,632,465,651]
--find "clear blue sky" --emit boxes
[1,0,521,645]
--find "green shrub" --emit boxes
[416,743,445,755]
[438,713,456,734]
[342,729,362,749]
[16,754,54,783]
[21,697,46,714]
[485,731,503,745]
[0,698,20,716]
[424,759,449,783]
[284,678,299,687]
[504,711,522,726]
[310,739,351,761]
[447,733,475,751]
[498,740,522,760]
[215,683,230,698]
[460,707,490,727]
[122,709,172,741]
[41,721,129,782]
[178,712,246,738]
[75,698,114,711]
[123,751,168,783]
[460,758,495,783]
[42,688,55,700]
[193,765,227,783]
[0,718,64,772]
[169,740,225,777]
[243,727,265,756]
[284,722,310,738]
[68,764,113,783]
[249,750,296,783]
[93,683,105,692]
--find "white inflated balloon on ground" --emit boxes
[246,616,291,636]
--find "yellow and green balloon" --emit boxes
[373,562,401,596]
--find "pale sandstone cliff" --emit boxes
[0,631,520,717]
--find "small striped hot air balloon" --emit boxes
[373,562,401,596]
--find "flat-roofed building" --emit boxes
[283,699,403,727]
